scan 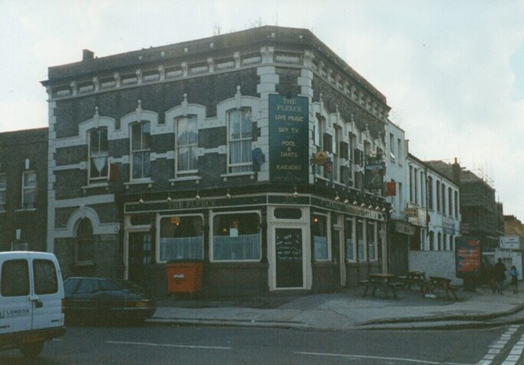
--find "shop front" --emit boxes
[123,192,387,297]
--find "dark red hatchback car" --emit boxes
[63,277,156,324]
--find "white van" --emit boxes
[0,251,65,357]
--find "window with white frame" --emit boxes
[175,115,198,176]
[333,127,342,182]
[389,133,396,162]
[348,133,355,180]
[314,115,326,176]
[75,218,94,264]
[89,128,108,183]
[397,138,403,165]
[159,215,204,261]
[0,173,6,210]
[22,171,36,209]
[367,221,377,261]
[228,108,253,173]
[345,218,355,261]
[428,177,434,210]
[131,121,151,180]
[312,214,329,261]
[212,212,260,261]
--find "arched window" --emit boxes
[75,219,94,264]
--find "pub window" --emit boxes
[228,108,253,173]
[131,121,151,180]
[88,127,109,183]
[159,215,204,261]
[175,115,198,176]
[356,220,365,261]
[75,218,94,264]
[333,126,342,182]
[0,173,6,210]
[345,219,355,262]
[314,115,326,176]
[312,214,328,261]
[212,212,261,261]
[22,170,36,209]
[367,221,377,261]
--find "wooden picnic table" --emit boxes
[362,273,398,299]
[401,271,426,290]
[423,276,459,300]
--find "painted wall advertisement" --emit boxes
[269,94,309,184]
[455,237,481,276]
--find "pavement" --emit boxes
[147,285,524,331]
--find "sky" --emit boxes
[1,0,524,220]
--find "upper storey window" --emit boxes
[175,116,198,176]
[89,128,108,183]
[131,122,151,180]
[22,171,36,209]
[228,108,253,173]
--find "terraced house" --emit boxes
[42,26,392,296]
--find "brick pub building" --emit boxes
[42,26,391,297]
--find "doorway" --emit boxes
[127,232,152,285]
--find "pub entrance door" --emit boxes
[126,232,153,285]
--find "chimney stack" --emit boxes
[83,49,94,62]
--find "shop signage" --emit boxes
[364,163,384,190]
[442,217,455,235]
[456,237,481,276]
[269,94,309,184]
[395,222,415,235]
[500,236,521,250]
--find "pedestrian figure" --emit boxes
[488,265,497,294]
[510,265,519,294]
[494,258,507,295]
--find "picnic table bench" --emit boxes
[362,273,398,299]
[398,271,426,291]
[423,276,459,300]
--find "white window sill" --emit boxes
[125,179,154,188]
[169,176,202,184]
[221,171,255,180]
[82,182,110,191]
[16,208,37,212]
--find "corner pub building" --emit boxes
[42,26,392,297]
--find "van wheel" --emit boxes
[20,342,44,358]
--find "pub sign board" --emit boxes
[455,237,481,278]
[269,94,309,184]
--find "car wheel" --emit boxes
[20,341,44,358]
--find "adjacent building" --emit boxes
[0,128,48,252]
[407,154,461,281]
[41,26,393,296]
[426,159,503,250]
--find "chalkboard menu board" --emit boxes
[275,228,303,288]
